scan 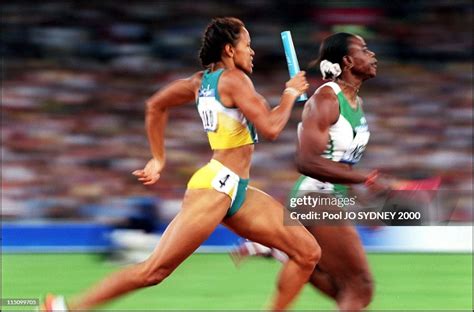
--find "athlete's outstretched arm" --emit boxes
[219,69,308,140]
[133,72,203,185]
[295,87,372,184]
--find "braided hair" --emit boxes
[199,17,245,68]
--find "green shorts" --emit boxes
[289,175,349,201]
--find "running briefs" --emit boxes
[187,159,249,217]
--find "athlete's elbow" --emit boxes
[295,153,322,178]
[146,99,165,114]
[266,131,279,141]
[146,99,157,113]
[260,127,280,141]
[295,155,310,176]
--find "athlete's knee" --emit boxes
[341,271,374,309]
[293,234,321,271]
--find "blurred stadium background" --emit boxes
[1,0,472,311]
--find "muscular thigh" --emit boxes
[145,189,229,269]
[308,223,370,282]
[223,186,315,256]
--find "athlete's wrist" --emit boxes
[283,87,300,97]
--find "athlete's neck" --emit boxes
[336,77,361,103]
[211,58,236,72]
[209,63,225,72]
[336,78,360,94]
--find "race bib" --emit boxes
[211,167,239,197]
[198,97,218,132]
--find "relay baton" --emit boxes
[281,31,307,102]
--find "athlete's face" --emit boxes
[233,27,255,74]
[346,36,377,80]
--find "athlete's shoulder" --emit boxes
[220,68,250,81]
[220,68,253,89]
[179,71,204,92]
[315,83,338,99]
[303,83,339,124]
[308,83,338,109]
[189,70,204,83]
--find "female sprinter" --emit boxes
[43,17,319,311]
[233,33,381,311]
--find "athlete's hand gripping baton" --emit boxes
[281,31,308,102]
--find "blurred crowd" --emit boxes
[1,1,472,225]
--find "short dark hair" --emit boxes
[199,17,245,68]
[310,32,355,79]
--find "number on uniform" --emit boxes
[198,97,218,131]
[219,174,230,188]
